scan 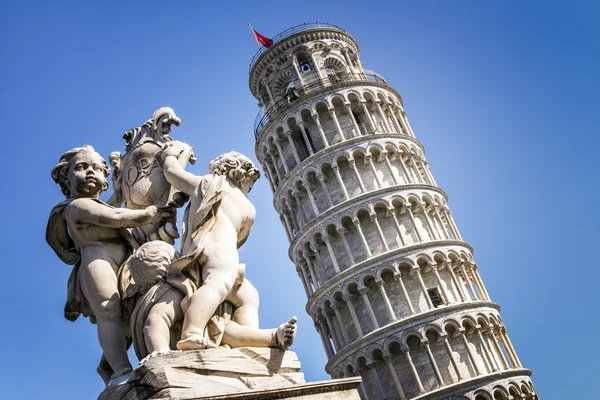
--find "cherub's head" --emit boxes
[51,145,110,199]
[130,241,177,290]
[209,151,261,195]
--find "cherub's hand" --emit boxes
[109,152,122,193]
[146,205,176,225]
[160,142,185,163]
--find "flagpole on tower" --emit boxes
[248,23,263,53]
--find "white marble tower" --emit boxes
[249,23,537,400]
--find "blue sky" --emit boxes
[1,1,598,398]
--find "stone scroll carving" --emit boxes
[46,108,297,390]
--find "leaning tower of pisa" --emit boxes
[248,23,537,400]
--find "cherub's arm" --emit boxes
[67,199,171,229]
[106,151,124,207]
[162,146,201,196]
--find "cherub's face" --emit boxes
[67,151,108,198]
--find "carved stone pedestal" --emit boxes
[98,347,361,400]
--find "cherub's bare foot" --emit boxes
[274,316,297,350]
[177,335,217,351]
[139,350,179,366]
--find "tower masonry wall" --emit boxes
[249,24,536,400]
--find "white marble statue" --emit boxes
[47,145,174,384]
[160,146,296,351]
[46,109,297,389]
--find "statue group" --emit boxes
[46,108,297,387]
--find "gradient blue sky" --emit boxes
[1,1,597,398]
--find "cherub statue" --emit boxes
[160,147,294,350]
[46,145,174,385]
[125,240,297,362]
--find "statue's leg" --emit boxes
[80,259,132,378]
[221,317,298,350]
[226,278,260,329]
[178,228,240,350]
[144,288,184,354]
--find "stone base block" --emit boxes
[98,347,361,400]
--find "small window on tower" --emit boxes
[427,288,445,307]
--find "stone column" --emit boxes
[297,122,314,155]
[406,205,424,242]
[442,335,464,381]
[367,363,386,400]
[353,219,372,258]
[394,271,415,315]
[343,294,363,337]
[337,226,355,265]
[359,287,379,329]
[349,158,366,193]
[376,279,397,321]
[328,108,346,140]
[387,106,403,134]
[382,152,399,184]
[490,329,510,370]
[431,265,451,304]
[323,309,342,351]
[420,203,439,240]
[291,191,308,226]
[446,263,467,302]
[323,235,341,274]
[397,153,414,183]
[331,302,350,345]
[384,356,407,400]
[316,319,335,358]
[301,181,319,217]
[472,265,490,300]
[268,151,284,182]
[501,328,522,368]
[311,113,329,147]
[281,212,294,240]
[389,208,407,247]
[360,101,377,133]
[423,341,444,387]
[420,158,437,186]
[460,263,477,300]
[298,263,313,295]
[332,163,350,200]
[375,101,392,131]
[316,173,334,208]
[302,253,319,288]
[403,348,425,394]
[262,163,276,192]
[476,328,499,372]
[366,154,383,188]
[274,140,290,174]
[285,130,301,164]
[415,268,434,309]
[443,208,462,240]
[370,213,390,252]
[395,108,411,136]
[433,206,451,239]
[407,155,423,183]
[296,266,310,298]
[345,103,361,137]
[460,331,482,376]
[264,159,279,189]
[467,263,487,300]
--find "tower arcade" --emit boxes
[249,23,537,400]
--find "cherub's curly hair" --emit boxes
[130,241,177,290]
[51,145,110,198]
[208,151,260,187]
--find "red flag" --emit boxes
[253,29,273,48]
